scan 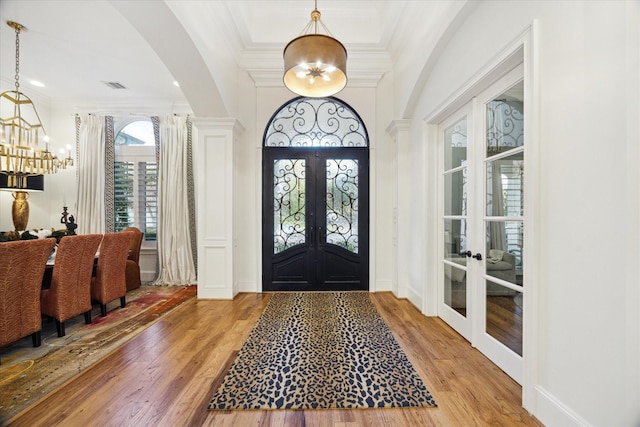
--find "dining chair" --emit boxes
[0,238,56,354]
[122,227,144,291]
[91,232,132,317]
[40,234,103,337]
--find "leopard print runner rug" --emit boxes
[208,292,437,410]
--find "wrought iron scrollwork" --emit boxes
[486,99,524,155]
[325,159,359,253]
[265,98,368,147]
[273,159,306,254]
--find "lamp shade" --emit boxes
[0,173,44,192]
[283,34,347,97]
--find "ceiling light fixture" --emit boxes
[0,21,73,230]
[283,0,347,97]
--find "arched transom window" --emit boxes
[264,97,368,147]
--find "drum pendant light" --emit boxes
[283,1,347,97]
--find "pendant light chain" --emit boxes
[313,0,319,33]
[13,22,23,92]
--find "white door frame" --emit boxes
[423,23,539,410]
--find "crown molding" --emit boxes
[241,46,391,88]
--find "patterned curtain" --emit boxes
[488,161,507,252]
[186,117,197,271]
[104,116,115,232]
[76,115,113,234]
[152,116,197,285]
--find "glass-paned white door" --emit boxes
[441,103,473,341]
[439,65,525,384]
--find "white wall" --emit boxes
[234,70,258,293]
[407,1,640,426]
[375,71,397,293]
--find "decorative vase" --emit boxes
[11,191,29,231]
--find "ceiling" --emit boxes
[0,1,457,116]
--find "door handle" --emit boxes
[309,226,314,246]
[472,253,483,261]
[460,250,472,258]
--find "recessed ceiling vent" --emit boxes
[102,81,126,89]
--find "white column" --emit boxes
[192,118,244,299]
[386,120,411,299]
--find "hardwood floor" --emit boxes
[6,292,542,427]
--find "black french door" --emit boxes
[262,147,369,291]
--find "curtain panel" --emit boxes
[153,116,197,286]
[76,115,113,234]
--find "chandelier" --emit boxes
[0,21,72,189]
[0,21,73,231]
[283,0,347,97]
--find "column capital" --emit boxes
[191,117,245,135]
[385,119,412,137]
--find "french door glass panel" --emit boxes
[485,87,524,156]
[444,218,467,313]
[486,154,524,218]
[273,158,306,253]
[444,119,468,170]
[444,170,467,217]
[443,116,469,317]
[486,284,523,356]
[485,220,523,281]
[482,80,525,375]
[325,159,359,253]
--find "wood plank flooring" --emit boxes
[6,292,542,427]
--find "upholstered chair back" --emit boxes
[0,238,56,350]
[122,227,143,291]
[91,232,131,317]
[41,234,103,336]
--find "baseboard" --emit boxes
[237,280,258,293]
[406,286,423,312]
[141,270,157,282]
[534,385,592,427]
[374,279,393,292]
[197,286,234,299]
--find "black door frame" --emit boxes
[262,147,369,291]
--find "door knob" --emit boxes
[460,250,472,257]
[472,253,483,261]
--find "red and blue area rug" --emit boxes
[0,285,196,423]
[209,291,437,411]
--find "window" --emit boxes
[114,120,157,241]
